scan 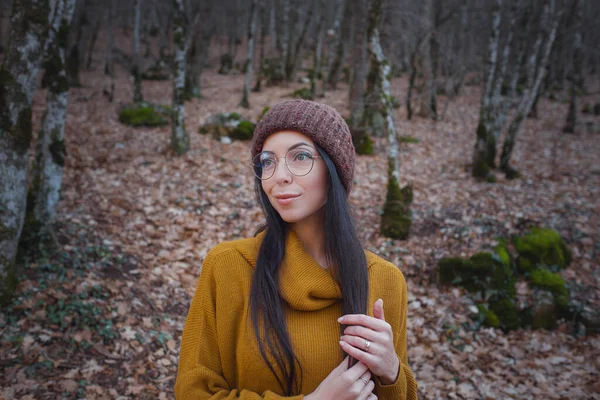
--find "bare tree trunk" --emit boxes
[287,1,314,82]
[0,0,58,303]
[269,3,276,52]
[132,0,143,103]
[500,0,559,177]
[280,0,289,80]
[349,0,368,125]
[367,0,413,241]
[311,0,326,99]
[85,12,101,69]
[323,0,345,92]
[563,0,583,134]
[104,0,116,101]
[418,0,434,118]
[23,0,76,246]
[171,0,189,155]
[66,0,86,87]
[240,0,258,108]
[472,0,501,180]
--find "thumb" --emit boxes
[373,298,385,321]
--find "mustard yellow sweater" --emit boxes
[175,230,418,399]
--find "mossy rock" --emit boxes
[531,290,558,330]
[380,177,412,240]
[198,113,254,141]
[513,228,572,273]
[351,127,373,155]
[290,87,313,100]
[230,120,255,141]
[530,269,568,297]
[439,251,515,295]
[218,53,234,75]
[369,111,386,138]
[261,58,286,86]
[476,304,500,328]
[399,135,419,144]
[489,296,521,331]
[118,103,170,127]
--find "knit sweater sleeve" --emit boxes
[175,247,303,400]
[374,268,418,400]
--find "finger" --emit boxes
[341,335,380,354]
[343,325,379,341]
[359,370,372,383]
[338,314,389,332]
[340,339,376,367]
[356,380,375,400]
[343,359,370,380]
[373,298,385,321]
[334,355,351,373]
[366,394,378,400]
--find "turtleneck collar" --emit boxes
[236,229,374,311]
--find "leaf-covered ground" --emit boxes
[1,66,599,399]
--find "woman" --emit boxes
[175,100,418,399]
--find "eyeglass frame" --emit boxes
[251,146,323,180]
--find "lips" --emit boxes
[274,194,301,199]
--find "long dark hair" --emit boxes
[249,144,369,395]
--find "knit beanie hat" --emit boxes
[251,99,356,194]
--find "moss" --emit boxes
[0,255,18,307]
[485,174,497,183]
[399,135,420,144]
[531,303,557,330]
[218,53,234,75]
[530,269,568,297]
[489,297,521,331]
[494,242,510,266]
[49,136,66,167]
[228,112,242,121]
[513,228,571,273]
[477,304,500,328]
[380,173,412,240]
[118,103,169,127]
[258,106,270,120]
[290,87,314,100]
[56,20,69,49]
[230,120,255,141]
[438,257,473,286]
[354,132,373,155]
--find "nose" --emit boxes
[273,158,292,185]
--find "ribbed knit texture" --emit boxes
[251,100,356,194]
[175,230,418,399]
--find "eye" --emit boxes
[293,151,313,162]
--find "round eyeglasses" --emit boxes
[252,147,322,180]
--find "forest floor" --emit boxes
[1,65,599,399]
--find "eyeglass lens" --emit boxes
[253,148,316,179]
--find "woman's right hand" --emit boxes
[304,356,377,400]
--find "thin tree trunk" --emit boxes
[1,0,59,303]
[269,3,276,53]
[23,0,76,246]
[418,0,434,118]
[311,0,326,99]
[132,0,143,103]
[104,0,116,101]
[280,0,289,79]
[500,0,559,177]
[85,12,101,69]
[367,0,413,241]
[563,0,583,134]
[171,0,189,155]
[472,0,501,180]
[323,0,345,92]
[327,0,351,89]
[253,2,266,92]
[287,2,314,82]
[240,0,258,108]
[349,0,368,125]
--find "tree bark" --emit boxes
[323,0,345,92]
[311,0,326,99]
[287,1,315,82]
[500,0,559,177]
[240,0,258,108]
[327,0,350,89]
[1,0,59,303]
[280,0,289,80]
[367,0,412,241]
[132,0,143,103]
[171,0,189,155]
[348,0,368,125]
[563,0,583,134]
[472,0,501,180]
[253,1,266,92]
[85,11,101,69]
[418,0,434,118]
[23,0,76,246]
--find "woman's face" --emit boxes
[259,131,329,224]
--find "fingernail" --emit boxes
[337,317,343,323]
[339,340,345,347]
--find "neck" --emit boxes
[290,209,328,269]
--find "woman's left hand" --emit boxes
[338,298,399,385]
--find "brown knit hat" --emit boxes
[251,99,355,194]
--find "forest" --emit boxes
[0,0,599,398]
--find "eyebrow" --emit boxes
[262,142,313,153]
